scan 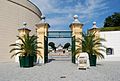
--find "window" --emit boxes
[106,48,114,55]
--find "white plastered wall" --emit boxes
[100,31,120,61]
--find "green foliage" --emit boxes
[100,26,120,31]
[48,42,55,47]
[9,34,42,58]
[104,12,120,27]
[63,43,70,50]
[48,42,56,51]
[76,32,106,59]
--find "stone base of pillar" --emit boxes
[15,54,20,63]
[36,56,44,64]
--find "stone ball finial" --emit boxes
[41,15,46,23]
[23,22,27,27]
[93,22,96,25]
[92,21,97,28]
[18,22,31,31]
[41,15,46,20]
[72,15,81,23]
[73,15,78,19]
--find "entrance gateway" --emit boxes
[44,30,75,63]
[17,15,83,64]
[35,15,83,64]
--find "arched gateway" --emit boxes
[17,15,83,64]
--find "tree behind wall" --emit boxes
[63,43,70,50]
[104,12,120,27]
[48,42,56,52]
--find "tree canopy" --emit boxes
[63,43,70,50]
[48,42,56,51]
[104,12,120,27]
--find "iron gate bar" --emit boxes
[72,36,75,63]
[44,36,48,63]
[48,30,72,38]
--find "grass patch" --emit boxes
[100,26,120,31]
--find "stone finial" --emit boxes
[23,22,27,28]
[93,22,96,25]
[40,15,46,23]
[74,15,78,19]
[41,15,45,20]
[92,22,98,28]
[18,22,31,31]
[36,15,50,28]
[72,15,80,23]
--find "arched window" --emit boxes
[106,48,114,55]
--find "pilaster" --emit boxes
[70,15,83,53]
[89,22,100,39]
[15,22,31,62]
[36,16,50,64]
[18,22,31,38]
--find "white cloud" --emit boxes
[30,0,110,44]
[30,0,55,14]
[47,17,67,26]
[31,0,109,28]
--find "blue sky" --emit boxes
[31,0,120,31]
[30,0,120,46]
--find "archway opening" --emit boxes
[44,30,75,63]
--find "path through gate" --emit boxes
[36,15,83,64]
[44,30,75,63]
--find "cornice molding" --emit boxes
[7,0,41,18]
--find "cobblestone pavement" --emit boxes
[0,54,120,81]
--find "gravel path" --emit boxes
[0,56,120,81]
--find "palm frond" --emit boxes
[94,50,104,59]
[76,32,106,59]
[17,36,26,45]
[9,48,23,53]
[9,43,22,47]
[37,42,42,44]
[36,50,43,58]
[10,51,24,58]
[10,34,42,59]
[37,47,43,49]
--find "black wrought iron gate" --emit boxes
[44,36,48,63]
[44,31,76,63]
[72,36,75,63]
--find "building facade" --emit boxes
[0,0,42,62]
[100,31,120,61]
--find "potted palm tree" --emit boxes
[76,32,106,66]
[9,34,42,67]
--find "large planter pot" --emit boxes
[89,55,96,66]
[19,56,34,67]
[33,55,37,62]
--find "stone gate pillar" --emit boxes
[16,22,31,62]
[18,22,31,38]
[70,15,83,60]
[89,22,100,39]
[36,16,50,64]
